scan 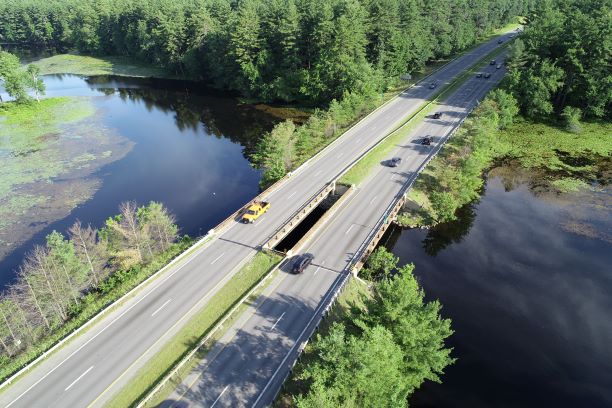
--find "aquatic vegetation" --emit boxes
[0,96,132,262]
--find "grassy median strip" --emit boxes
[106,251,282,408]
[339,43,511,187]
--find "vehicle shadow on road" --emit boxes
[157,272,346,407]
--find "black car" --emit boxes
[421,137,432,146]
[429,82,437,89]
[484,72,491,79]
[292,254,314,274]
[497,39,503,44]
[490,59,496,65]
[432,112,442,119]
[388,157,402,167]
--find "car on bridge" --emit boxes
[292,254,314,274]
[241,200,270,223]
[432,112,442,119]
[387,157,402,167]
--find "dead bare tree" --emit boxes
[68,221,109,286]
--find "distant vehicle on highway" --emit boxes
[429,82,437,89]
[484,72,491,79]
[421,136,432,146]
[490,59,496,65]
[496,64,502,69]
[241,200,270,223]
[476,73,483,78]
[292,254,314,274]
[432,112,442,119]
[387,157,402,167]
[510,34,515,38]
[498,39,503,44]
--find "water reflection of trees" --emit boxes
[421,201,477,256]
[85,76,277,158]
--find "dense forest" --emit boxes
[0,0,531,104]
[504,0,611,119]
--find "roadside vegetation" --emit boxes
[0,201,181,382]
[398,0,611,227]
[108,251,282,408]
[276,247,453,407]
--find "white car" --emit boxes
[496,64,502,69]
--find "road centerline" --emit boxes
[151,299,172,317]
[64,366,94,391]
[210,385,229,408]
[286,191,297,200]
[210,253,225,265]
[270,312,286,332]
[345,224,354,235]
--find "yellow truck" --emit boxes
[241,200,270,224]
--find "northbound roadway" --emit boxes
[0,33,511,408]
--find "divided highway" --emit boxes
[0,33,510,408]
[162,56,509,407]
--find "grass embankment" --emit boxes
[0,239,193,384]
[32,54,171,78]
[275,277,372,406]
[107,251,282,408]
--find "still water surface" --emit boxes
[386,172,612,407]
[0,74,277,287]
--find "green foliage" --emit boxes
[361,246,398,280]
[297,324,410,408]
[505,0,611,118]
[0,0,529,104]
[0,201,182,381]
[293,256,454,405]
[252,120,297,188]
[489,88,519,129]
[561,106,582,133]
[0,50,46,103]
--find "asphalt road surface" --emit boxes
[0,32,513,408]
[162,56,508,408]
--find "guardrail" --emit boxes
[347,105,476,273]
[263,182,335,250]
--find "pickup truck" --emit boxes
[241,201,270,223]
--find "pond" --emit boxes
[0,74,280,288]
[383,166,612,407]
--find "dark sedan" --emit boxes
[292,254,314,274]
[388,157,402,167]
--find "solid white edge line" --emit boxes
[5,247,199,408]
[151,299,172,317]
[64,366,94,392]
